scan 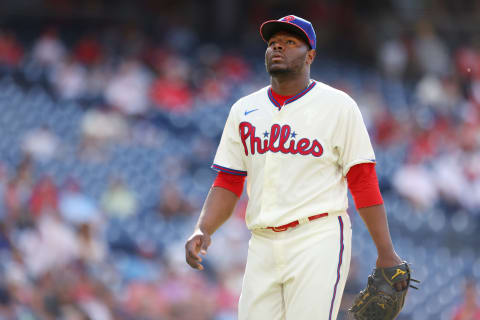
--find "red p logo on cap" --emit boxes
[282,15,295,22]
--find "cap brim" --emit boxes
[260,20,312,49]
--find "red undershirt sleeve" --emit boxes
[212,172,246,198]
[346,162,384,209]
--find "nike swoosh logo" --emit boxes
[244,108,259,116]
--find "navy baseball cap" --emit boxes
[260,15,316,50]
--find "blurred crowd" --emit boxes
[376,21,480,213]
[0,0,479,319]
[0,25,253,113]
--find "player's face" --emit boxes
[265,31,314,76]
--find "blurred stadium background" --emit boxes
[0,0,479,319]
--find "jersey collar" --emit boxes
[267,80,316,110]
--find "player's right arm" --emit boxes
[186,101,246,270]
[185,185,240,270]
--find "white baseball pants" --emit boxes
[238,213,352,320]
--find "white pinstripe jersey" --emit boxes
[212,80,375,230]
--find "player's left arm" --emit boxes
[357,204,407,291]
[336,94,407,290]
[357,204,401,266]
[346,163,407,291]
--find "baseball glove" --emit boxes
[349,262,419,320]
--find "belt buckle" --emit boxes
[271,225,288,232]
[298,217,310,225]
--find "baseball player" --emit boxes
[185,15,407,320]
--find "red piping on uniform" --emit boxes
[211,164,247,176]
[268,81,316,109]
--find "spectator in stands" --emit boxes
[215,53,251,83]
[2,247,30,310]
[105,59,151,115]
[452,279,480,320]
[150,56,193,113]
[197,75,230,105]
[156,184,194,219]
[378,37,408,78]
[416,74,450,109]
[0,222,12,252]
[84,61,111,102]
[30,269,94,320]
[59,178,100,226]
[157,266,216,320]
[21,125,61,162]
[76,222,106,264]
[4,178,23,225]
[413,20,450,76]
[393,161,438,210]
[29,175,58,219]
[79,107,128,161]
[433,152,469,212]
[74,34,103,66]
[51,55,87,100]
[124,281,167,319]
[32,28,65,67]
[18,209,79,278]
[0,29,23,68]
[101,176,137,219]
[5,157,34,227]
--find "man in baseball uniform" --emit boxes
[185,15,407,320]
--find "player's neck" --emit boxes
[270,74,311,96]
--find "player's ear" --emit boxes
[306,49,316,65]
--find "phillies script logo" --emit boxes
[239,122,323,157]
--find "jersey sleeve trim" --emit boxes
[211,164,247,176]
[212,172,246,197]
[346,163,384,209]
[343,158,376,176]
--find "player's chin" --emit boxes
[267,64,290,76]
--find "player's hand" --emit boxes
[185,229,211,270]
[376,251,407,291]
